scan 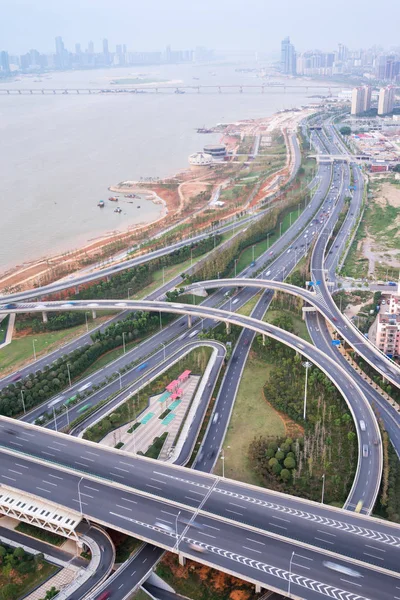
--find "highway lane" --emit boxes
[0,447,398,600]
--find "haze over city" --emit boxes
[1,0,400,53]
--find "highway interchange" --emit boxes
[0,115,399,599]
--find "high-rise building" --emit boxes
[351,87,367,115]
[363,85,372,111]
[88,41,94,54]
[75,43,81,54]
[123,44,127,54]
[103,38,109,64]
[378,86,395,115]
[0,51,10,73]
[338,43,348,62]
[280,36,296,75]
[55,36,65,68]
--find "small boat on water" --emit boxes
[137,205,141,209]
[109,196,118,202]
[98,200,105,207]
[114,207,122,213]
[124,194,136,198]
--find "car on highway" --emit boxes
[188,542,207,553]
[355,501,363,513]
[96,592,111,600]
[207,450,216,460]
[359,420,366,431]
[213,412,219,424]
[323,561,361,578]
[362,444,369,458]
[11,373,22,382]
[155,522,173,533]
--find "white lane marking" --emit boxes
[86,451,99,456]
[198,532,216,539]
[8,469,22,475]
[246,538,265,546]
[81,493,94,498]
[2,475,16,481]
[203,524,220,531]
[47,446,61,452]
[188,490,204,496]
[114,467,129,473]
[157,518,172,524]
[36,487,51,493]
[229,502,246,509]
[340,579,362,588]
[75,461,90,467]
[16,436,30,442]
[147,485,162,490]
[42,480,57,487]
[142,558,147,564]
[48,474,63,480]
[130,571,137,577]
[151,478,165,485]
[272,515,291,523]
[292,563,310,570]
[161,510,177,517]
[226,509,242,516]
[15,464,29,469]
[9,441,23,447]
[243,545,262,554]
[365,544,385,553]
[84,485,99,491]
[184,496,199,502]
[116,504,132,511]
[19,431,35,437]
[42,451,55,457]
[269,522,287,530]
[363,552,384,561]
[80,456,94,462]
[72,499,88,506]
[120,461,134,467]
[315,537,334,545]
[52,441,67,447]
[295,554,313,561]
[110,472,125,478]
[317,529,336,537]
[121,497,137,504]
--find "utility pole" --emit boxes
[302,361,312,420]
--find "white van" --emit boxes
[359,420,366,431]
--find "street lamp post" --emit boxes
[175,510,181,551]
[128,288,132,300]
[321,473,325,504]
[161,342,166,361]
[119,372,122,390]
[280,221,283,237]
[77,476,84,515]
[20,390,26,414]
[298,202,300,218]
[67,363,72,388]
[85,312,89,333]
[159,311,162,331]
[267,232,270,249]
[122,332,126,354]
[252,245,255,262]
[162,266,165,286]
[52,407,58,432]
[288,551,295,597]
[63,403,70,426]
[32,338,37,361]
[302,361,312,421]
[234,259,238,277]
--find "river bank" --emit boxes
[0,105,312,293]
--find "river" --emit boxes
[0,62,337,272]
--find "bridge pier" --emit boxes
[178,553,186,567]
[75,285,79,295]
[255,583,262,593]
[262,333,266,346]
[225,322,231,335]
[92,310,97,320]
[187,315,192,328]
[42,311,48,323]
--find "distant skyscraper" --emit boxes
[103,38,109,64]
[351,87,366,115]
[75,43,81,54]
[338,43,348,62]
[378,86,395,115]
[280,37,296,75]
[88,41,94,54]
[116,44,122,55]
[0,51,10,73]
[123,44,127,54]
[55,36,65,68]
[363,86,372,112]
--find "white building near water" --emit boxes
[188,152,213,170]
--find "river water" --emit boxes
[0,63,335,272]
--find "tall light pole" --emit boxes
[267,232,270,249]
[302,361,312,421]
[67,363,72,388]
[63,402,70,426]
[234,259,238,277]
[162,266,165,286]
[288,551,295,597]
[77,476,84,515]
[279,221,283,237]
[84,311,89,333]
[32,338,37,361]
[128,287,132,300]
[119,372,122,390]
[122,332,126,354]
[321,473,325,504]
[159,311,162,331]
[20,390,26,414]
[161,342,166,361]
[298,202,300,218]
[191,248,193,268]
[175,510,181,551]
[252,245,255,262]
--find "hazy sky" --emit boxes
[1,0,399,55]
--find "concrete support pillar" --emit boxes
[42,311,48,323]
[255,583,262,594]
[262,333,266,346]
[92,310,97,319]
[74,285,79,295]
[187,315,192,328]
[178,553,186,567]
[225,322,231,335]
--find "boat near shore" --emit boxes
[98,200,105,207]
[108,196,118,202]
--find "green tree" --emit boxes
[0,584,19,600]
[284,456,296,469]
[340,126,351,136]
[13,547,25,560]
[393,164,400,173]
[280,468,291,482]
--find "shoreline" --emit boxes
[0,105,312,293]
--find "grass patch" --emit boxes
[236,292,262,317]
[15,523,65,547]
[264,309,312,343]
[0,314,112,376]
[0,544,58,600]
[214,355,284,484]
[140,432,168,459]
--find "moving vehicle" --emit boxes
[323,561,361,578]
[98,200,105,208]
[359,420,366,431]
[188,329,199,338]
[213,412,219,424]
[362,444,369,458]
[155,522,173,533]
[108,196,118,202]
[188,542,207,553]
[96,592,111,600]
[136,362,148,371]
[355,501,363,513]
